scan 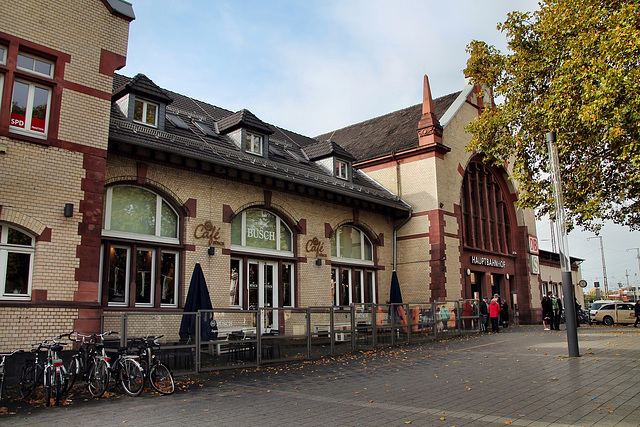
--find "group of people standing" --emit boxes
[479,294,509,333]
[541,292,563,331]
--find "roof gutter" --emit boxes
[110,135,412,213]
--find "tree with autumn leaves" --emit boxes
[464,0,640,232]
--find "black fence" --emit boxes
[101,300,480,375]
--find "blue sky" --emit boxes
[121,0,640,291]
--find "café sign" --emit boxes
[194,221,225,246]
[470,256,505,268]
[305,237,327,257]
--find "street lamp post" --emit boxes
[546,131,579,358]
[589,236,608,298]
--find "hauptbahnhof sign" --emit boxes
[470,256,506,268]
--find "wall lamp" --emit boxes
[315,259,322,266]
[64,203,74,218]
[208,247,215,256]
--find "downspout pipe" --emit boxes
[393,208,412,271]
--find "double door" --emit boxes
[248,260,278,330]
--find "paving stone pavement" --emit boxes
[2,325,639,426]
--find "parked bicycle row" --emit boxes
[1,331,174,407]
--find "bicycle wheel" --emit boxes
[19,362,40,399]
[65,357,79,392]
[120,359,144,396]
[0,372,5,403]
[44,366,53,406]
[87,359,110,398]
[149,363,174,395]
[54,368,64,406]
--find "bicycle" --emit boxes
[0,349,23,403]
[131,335,174,395]
[64,331,92,393]
[85,331,115,398]
[108,345,144,396]
[19,342,44,400]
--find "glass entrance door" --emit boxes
[248,260,278,330]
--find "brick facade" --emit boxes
[0,0,131,350]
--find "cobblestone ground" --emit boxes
[2,325,639,426]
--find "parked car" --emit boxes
[589,300,636,325]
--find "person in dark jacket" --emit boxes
[634,300,640,327]
[500,298,509,328]
[479,296,489,332]
[541,295,553,331]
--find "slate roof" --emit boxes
[315,91,461,163]
[113,73,173,104]
[109,73,410,212]
[302,140,356,162]
[217,109,273,135]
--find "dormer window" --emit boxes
[133,98,158,127]
[335,159,349,180]
[245,132,263,156]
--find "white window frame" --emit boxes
[102,186,180,245]
[231,209,294,258]
[0,45,7,65]
[9,79,52,139]
[331,226,374,266]
[0,225,34,300]
[282,262,295,307]
[107,245,131,307]
[335,159,349,180]
[16,52,54,79]
[339,267,352,306]
[135,247,156,308]
[245,132,263,156]
[160,251,179,308]
[230,258,243,308]
[133,98,158,127]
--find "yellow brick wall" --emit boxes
[0,0,130,349]
[106,155,398,310]
[0,307,77,352]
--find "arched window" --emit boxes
[230,209,293,255]
[461,161,511,254]
[330,225,373,262]
[0,223,35,300]
[103,186,179,244]
[330,225,376,306]
[102,186,180,308]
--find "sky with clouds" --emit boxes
[121,0,640,292]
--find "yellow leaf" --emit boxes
[440,417,446,421]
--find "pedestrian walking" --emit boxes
[551,293,563,330]
[635,300,640,327]
[479,296,489,332]
[489,294,501,333]
[441,305,450,332]
[541,294,552,330]
[500,298,509,328]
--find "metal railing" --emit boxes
[101,299,480,375]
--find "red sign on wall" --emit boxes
[528,235,539,255]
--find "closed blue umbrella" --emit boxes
[389,271,403,322]
[179,263,217,341]
[389,271,403,305]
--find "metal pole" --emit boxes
[589,236,608,297]
[546,131,580,357]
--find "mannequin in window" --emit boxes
[230,268,239,306]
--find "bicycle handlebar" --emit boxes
[0,349,23,358]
